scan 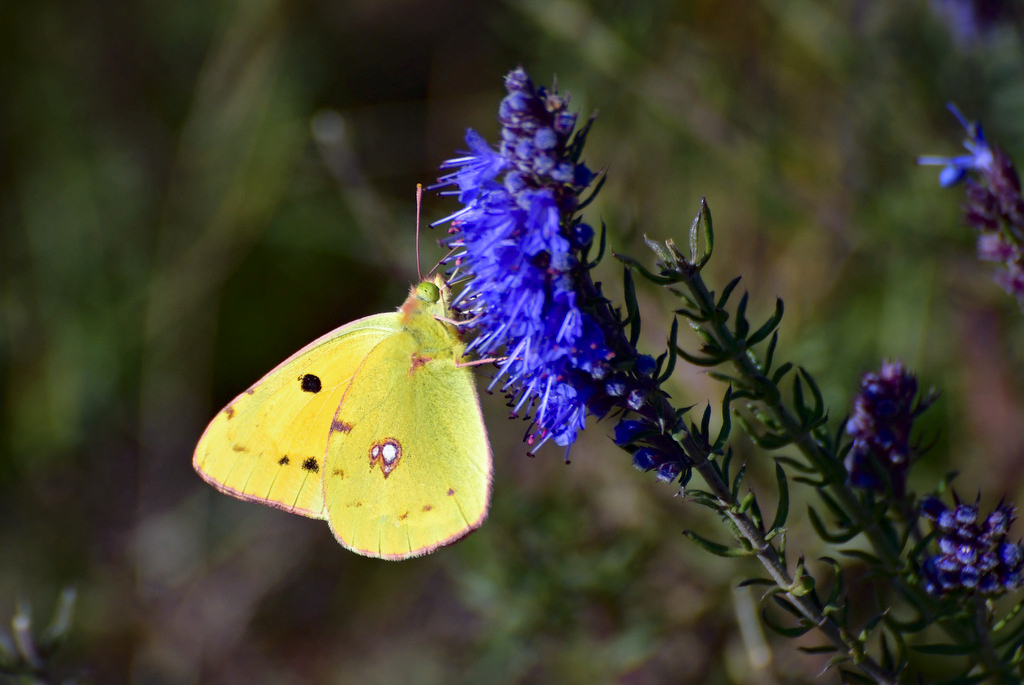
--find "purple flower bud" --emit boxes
[961,566,980,588]
[922,496,948,521]
[633,448,657,471]
[979,551,999,572]
[534,127,557,150]
[999,542,1023,569]
[937,510,957,532]
[955,504,979,526]
[979,574,1000,594]
[656,461,681,483]
[614,420,646,446]
[956,543,978,566]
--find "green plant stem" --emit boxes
[678,432,897,684]
[974,596,1004,683]
[581,265,897,682]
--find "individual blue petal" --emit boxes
[918,104,994,186]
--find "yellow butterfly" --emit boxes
[193,276,492,560]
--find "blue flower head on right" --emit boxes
[434,68,659,459]
[918,104,994,187]
[919,104,1024,305]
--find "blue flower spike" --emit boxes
[844,361,934,498]
[434,67,665,462]
[919,104,1024,305]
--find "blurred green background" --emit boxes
[3,0,1024,682]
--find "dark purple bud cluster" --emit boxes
[921,495,1024,595]
[613,414,685,483]
[844,361,932,498]
[919,105,1024,305]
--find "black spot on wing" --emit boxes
[300,374,322,393]
[302,457,319,472]
[278,456,290,466]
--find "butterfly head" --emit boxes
[402,275,455,325]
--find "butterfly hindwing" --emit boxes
[322,295,492,559]
[193,313,402,518]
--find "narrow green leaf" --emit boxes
[674,306,708,323]
[696,196,715,269]
[818,490,852,523]
[793,373,807,423]
[799,367,825,423]
[657,318,680,384]
[792,474,829,487]
[623,267,641,347]
[713,387,734,451]
[676,346,725,367]
[613,251,677,285]
[880,632,894,672]
[576,174,607,211]
[682,530,753,557]
[734,292,750,339]
[836,666,872,683]
[819,557,844,608]
[753,432,795,450]
[748,298,784,347]
[738,578,777,588]
[707,371,743,386]
[583,219,608,268]
[799,645,839,654]
[838,549,881,565]
[775,455,815,473]
[644,235,674,265]
[668,286,699,310]
[731,463,748,498]
[770,462,790,532]
[808,506,860,543]
[770,362,794,386]
[721,447,734,483]
[765,602,811,634]
[717,276,742,311]
[911,643,978,656]
[762,331,779,375]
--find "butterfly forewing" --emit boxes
[193,313,402,518]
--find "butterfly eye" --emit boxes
[416,281,440,304]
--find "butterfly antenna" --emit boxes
[421,242,458,280]
[415,183,423,282]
